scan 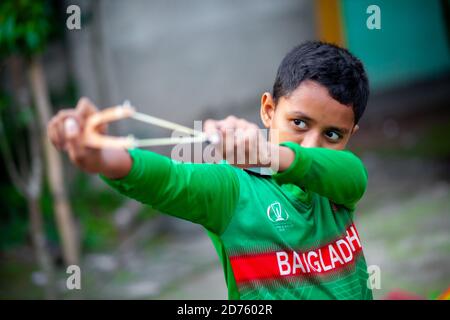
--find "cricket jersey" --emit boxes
[101,141,373,300]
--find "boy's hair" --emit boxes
[272,41,369,124]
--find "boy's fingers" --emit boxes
[219,117,237,132]
[204,117,260,152]
[57,113,82,150]
[66,139,85,167]
[75,98,108,135]
[49,109,77,150]
[64,118,86,166]
[203,119,219,134]
[75,97,98,119]
[203,119,222,144]
[64,117,80,139]
[220,118,256,135]
[48,98,98,152]
[48,117,63,150]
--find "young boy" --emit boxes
[47,41,372,300]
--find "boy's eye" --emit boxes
[325,131,341,141]
[293,119,307,129]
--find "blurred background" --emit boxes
[0,0,449,299]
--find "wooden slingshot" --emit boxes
[83,101,215,149]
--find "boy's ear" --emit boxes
[351,124,360,135]
[260,92,276,128]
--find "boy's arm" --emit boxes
[273,142,368,210]
[101,148,240,235]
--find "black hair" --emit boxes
[272,41,369,124]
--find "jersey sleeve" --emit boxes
[100,148,240,234]
[272,141,368,210]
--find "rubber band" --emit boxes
[83,100,214,149]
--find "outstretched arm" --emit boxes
[101,149,240,234]
[47,97,240,235]
[272,142,368,210]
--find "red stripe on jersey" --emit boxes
[230,224,363,284]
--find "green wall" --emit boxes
[341,0,450,91]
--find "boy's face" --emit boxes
[260,80,359,150]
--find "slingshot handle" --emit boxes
[83,106,136,149]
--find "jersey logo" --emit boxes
[267,201,289,222]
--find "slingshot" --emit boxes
[83,101,217,149]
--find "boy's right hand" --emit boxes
[47,97,107,174]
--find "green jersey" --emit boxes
[101,141,373,300]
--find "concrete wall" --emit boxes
[66,0,317,138]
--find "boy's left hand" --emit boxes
[203,116,294,172]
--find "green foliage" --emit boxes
[0,91,33,250]
[68,172,158,251]
[0,0,56,59]
[0,184,28,250]
[69,172,123,251]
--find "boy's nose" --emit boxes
[300,132,322,148]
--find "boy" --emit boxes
[47,41,372,300]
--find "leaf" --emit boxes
[0,0,55,56]
[25,30,39,51]
[4,16,15,42]
[17,107,34,127]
